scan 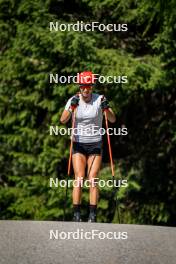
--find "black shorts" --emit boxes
[72,141,102,156]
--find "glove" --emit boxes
[70,95,79,110]
[101,97,109,111]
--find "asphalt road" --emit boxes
[0,221,175,264]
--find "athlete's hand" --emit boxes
[70,95,79,110]
[101,97,109,111]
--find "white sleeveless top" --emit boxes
[65,93,103,143]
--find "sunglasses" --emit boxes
[79,85,93,90]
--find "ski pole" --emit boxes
[63,106,77,221]
[102,98,121,223]
[67,108,77,175]
[104,110,121,223]
[104,109,115,177]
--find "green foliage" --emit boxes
[0,0,175,225]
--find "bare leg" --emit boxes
[72,153,86,204]
[87,155,102,205]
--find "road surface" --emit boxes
[0,221,175,264]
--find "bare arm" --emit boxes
[60,109,72,124]
[60,95,79,124]
[101,96,116,123]
[105,108,116,123]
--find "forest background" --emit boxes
[0,0,175,225]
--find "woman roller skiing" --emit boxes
[60,71,116,222]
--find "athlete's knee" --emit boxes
[73,176,84,188]
[89,177,99,188]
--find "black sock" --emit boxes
[89,204,97,214]
[73,204,81,213]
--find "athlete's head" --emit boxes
[77,71,95,98]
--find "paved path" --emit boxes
[0,221,175,264]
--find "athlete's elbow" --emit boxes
[110,116,116,123]
[60,116,66,124]
[109,114,116,123]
